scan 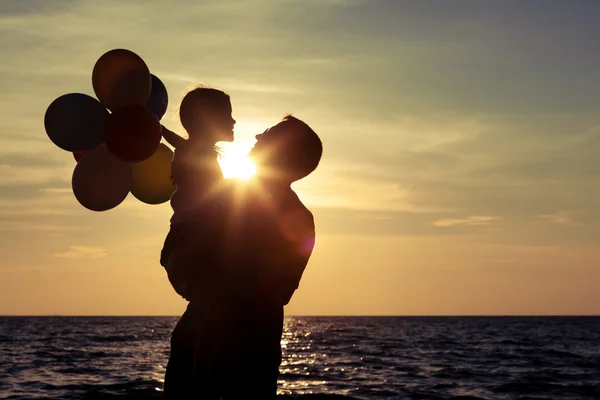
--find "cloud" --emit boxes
[54,246,108,259]
[0,264,50,272]
[0,181,71,200]
[0,208,75,217]
[0,0,79,16]
[218,80,303,95]
[433,216,502,228]
[538,211,580,226]
[5,222,83,232]
[39,187,72,194]
[0,152,67,168]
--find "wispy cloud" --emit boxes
[0,208,75,217]
[538,211,580,226]
[7,223,84,232]
[0,152,67,168]
[433,216,502,228]
[54,246,108,259]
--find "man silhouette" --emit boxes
[164,115,322,399]
[216,115,322,398]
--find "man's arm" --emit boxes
[260,206,316,306]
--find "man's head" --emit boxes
[249,115,322,185]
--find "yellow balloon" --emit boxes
[92,49,151,111]
[131,143,176,204]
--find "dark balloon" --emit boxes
[92,49,151,111]
[73,143,105,162]
[73,151,84,162]
[146,74,169,120]
[104,104,162,163]
[44,93,108,152]
[71,146,132,212]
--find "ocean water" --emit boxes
[1,316,599,400]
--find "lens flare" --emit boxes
[218,142,257,180]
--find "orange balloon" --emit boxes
[72,146,132,211]
[131,143,176,204]
[92,49,151,111]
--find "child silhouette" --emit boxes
[160,87,235,297]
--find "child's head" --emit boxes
[179,86,235,143]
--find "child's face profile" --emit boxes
[191,101,235,143]
[213,100,235,142]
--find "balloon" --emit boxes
[71,146,132,212]
[104,104,161,163]
[131,143,176,204]
[73,151,84,162]
[146,74,169,120]
[73,143,105,162]
[44,93,108,152]
[92,49,151,111]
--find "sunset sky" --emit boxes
[1,0,599,316]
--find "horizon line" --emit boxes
[1,314,599,318]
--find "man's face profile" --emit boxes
[250,122,291,181]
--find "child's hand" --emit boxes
[161,125,174,137]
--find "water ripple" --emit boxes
[1,316,600,399]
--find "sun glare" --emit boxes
[218,142,257,180]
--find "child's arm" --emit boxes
[161,125,187,149]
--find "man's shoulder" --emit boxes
[204,179,266,218]
[277,189,314,244]
[283,189,313,219]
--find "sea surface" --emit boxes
[1,316,599,399]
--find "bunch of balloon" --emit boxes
[44,49,176,211]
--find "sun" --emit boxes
[218,142,257,180]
